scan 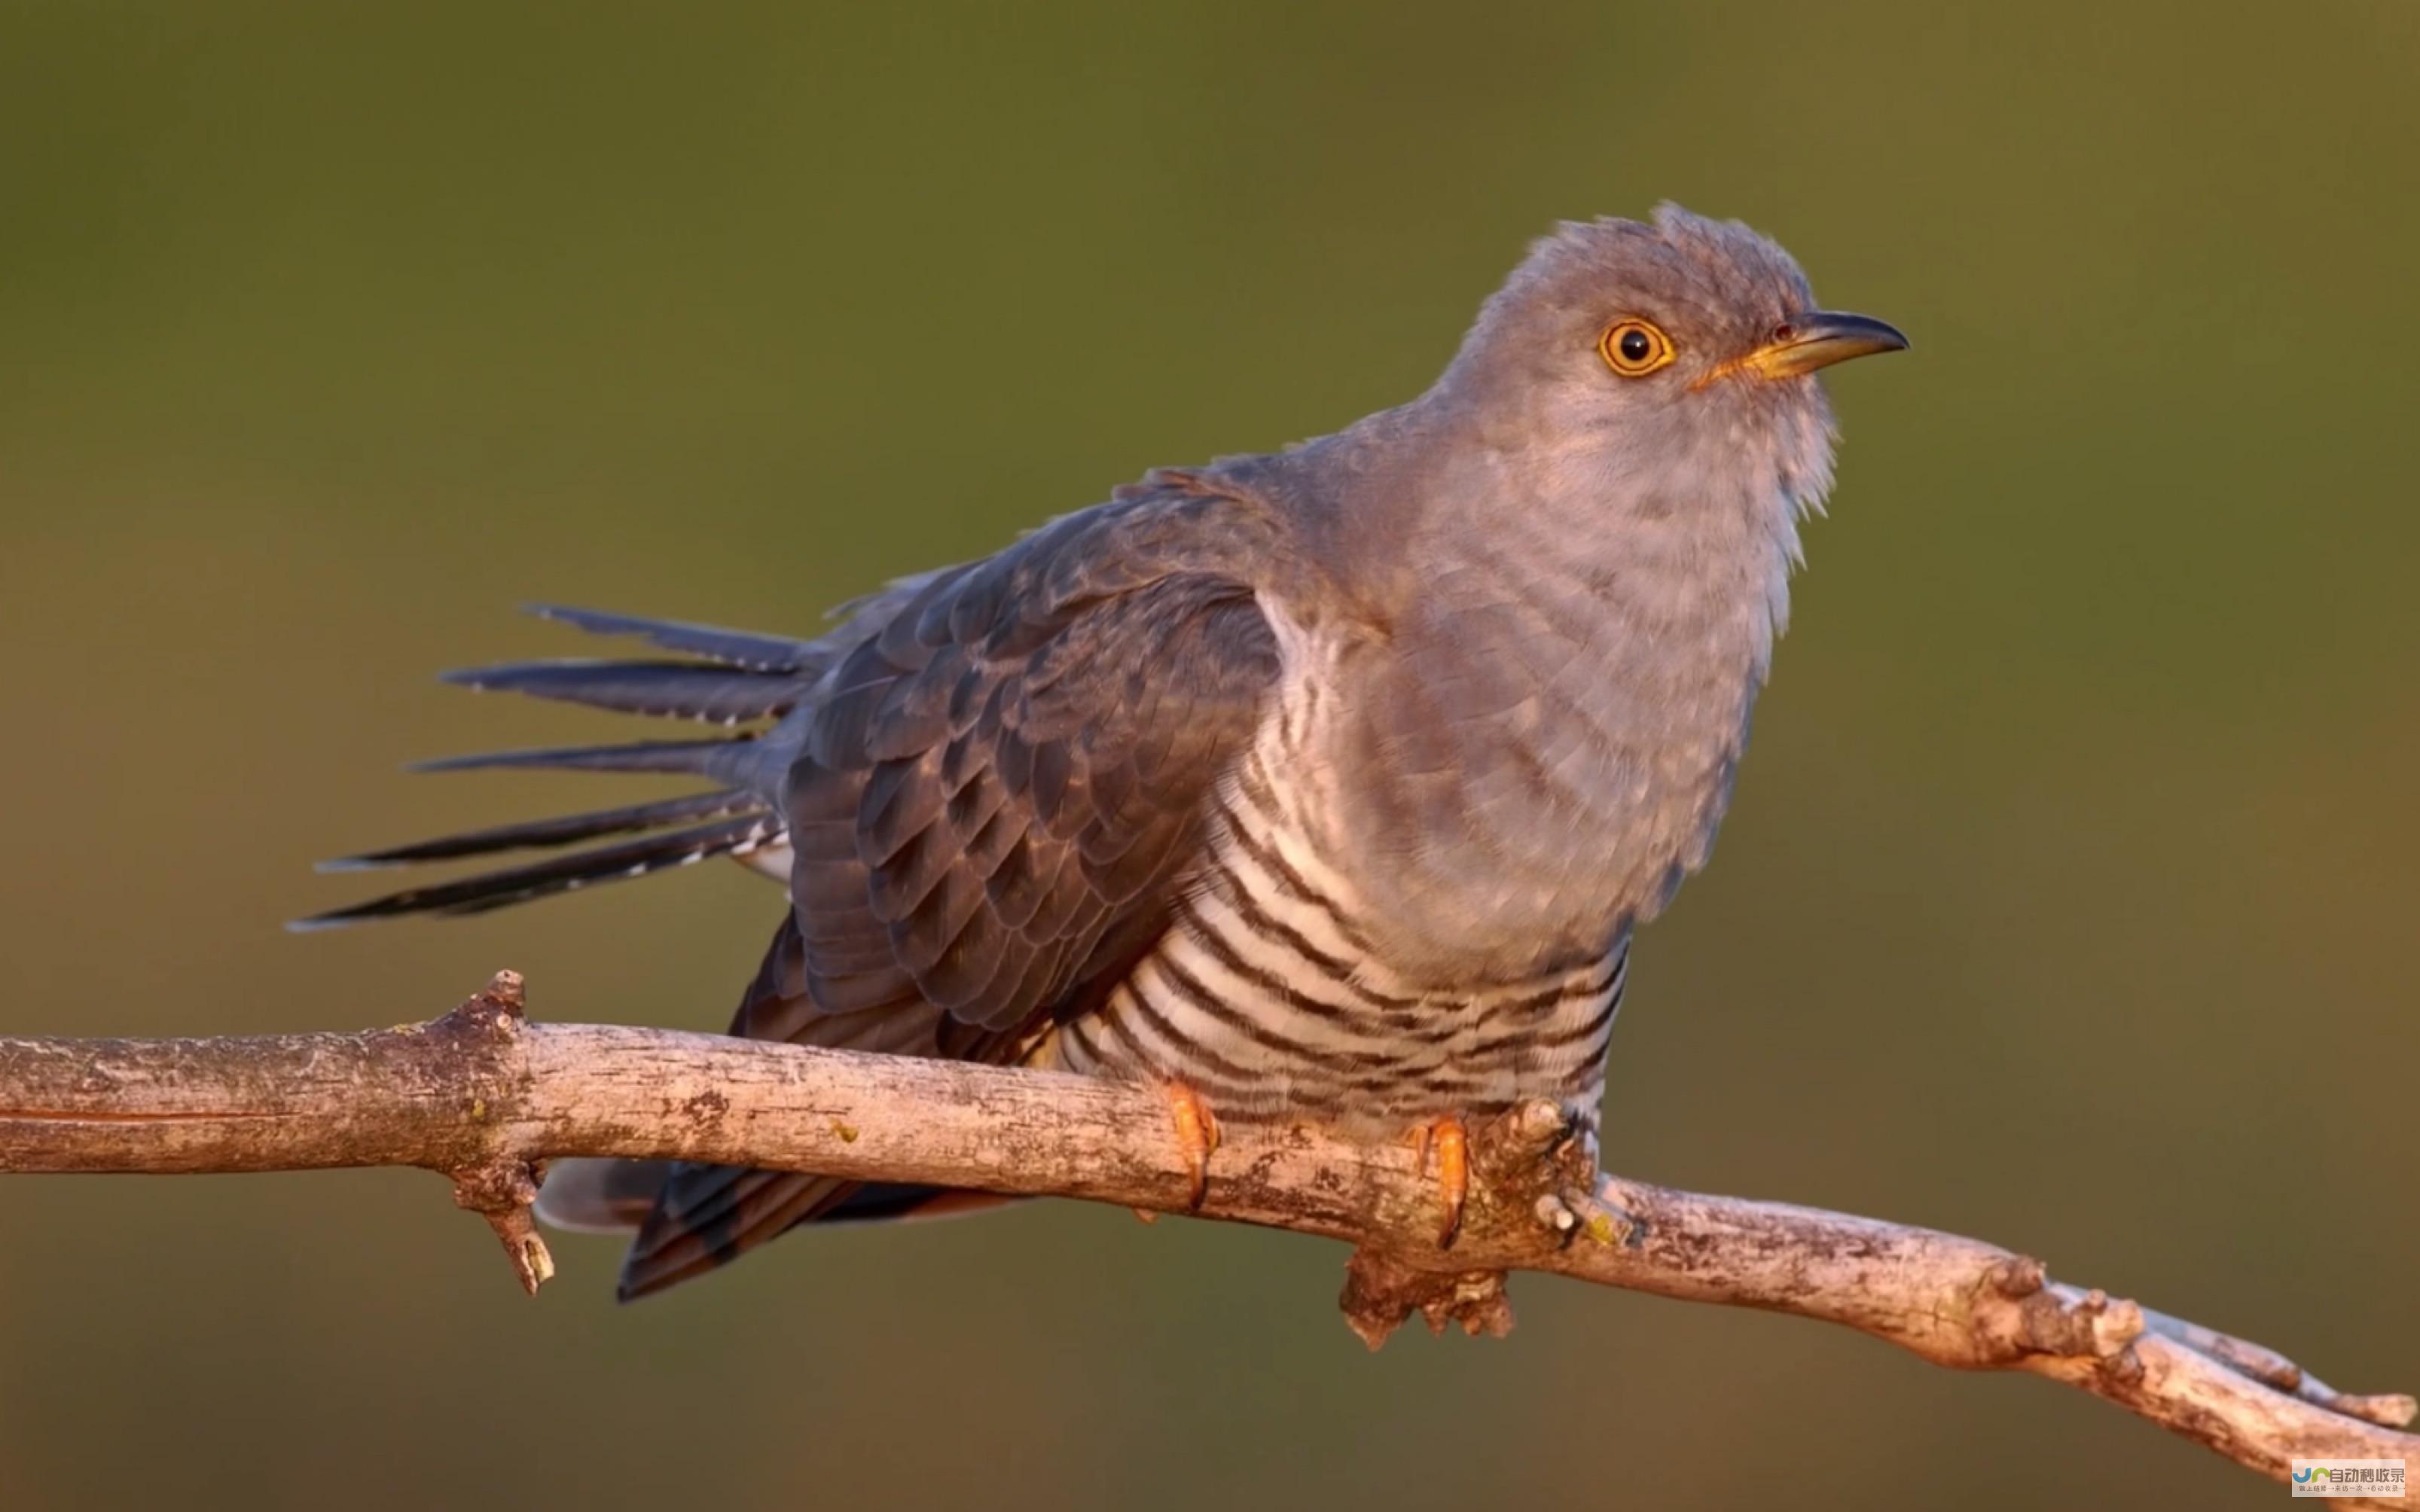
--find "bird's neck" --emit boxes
[1301,394,1823,683]
[1262,398,1829,958]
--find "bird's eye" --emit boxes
[1599,319,1676,378]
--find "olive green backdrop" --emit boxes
[2,4,2412,1509]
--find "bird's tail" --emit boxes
[290,605,823,931]
[532,1157,1015,1238]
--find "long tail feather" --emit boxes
[318,789,761,871]
[523,604,824,672]
[439,660,805,725]
[533,1158,679,1233]
[288,815,783,931]
[407,736,763,779]
[302,606,813,928]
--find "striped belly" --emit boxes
[1042,741,1628,1142]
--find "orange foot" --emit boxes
[1414,1114,1470,1249]
[1164,1081,1221,1210]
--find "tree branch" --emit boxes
[1,972,2409,1505]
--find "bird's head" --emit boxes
[1436,204,1906,521]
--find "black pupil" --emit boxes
[1618,328,1653,364]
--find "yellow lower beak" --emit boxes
[1735,310,1909,380]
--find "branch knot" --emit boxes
[450,1157,554,1296]
[1339,1250,1515,1349]
[434,971,548,1292]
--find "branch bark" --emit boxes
[1,971,2409,1505]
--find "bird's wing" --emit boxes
[615,472,1291,1298]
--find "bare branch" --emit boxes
[0,971,2409,1505]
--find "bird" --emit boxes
[298,203,1906,1300]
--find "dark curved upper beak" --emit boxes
[1738,310,1909,380]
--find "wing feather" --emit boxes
[618,477,1290,1298]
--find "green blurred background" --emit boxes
[2,3,2414,1508]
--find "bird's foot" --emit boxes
[1533,1183,1643,1250]
[1475,1100,1637,1250]
[1411,1114,1471,1249]
[1163,1080,1220,1210]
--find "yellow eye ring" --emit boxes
[1599,319,1677,378]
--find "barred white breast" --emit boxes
[1041,635,1627,1142]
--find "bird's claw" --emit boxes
[1414,1114,1470,1249]
[1164,1081,1219,1210]
[1534,1191,1583,1245]
[1536,1184,1642,1250]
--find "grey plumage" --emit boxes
[438,660,808,726]
[316,788,764,870]
[520,602,827,671]
[300,204,1903,1300]
[292,814,782,927]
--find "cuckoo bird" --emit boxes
[301,205,1906,1300]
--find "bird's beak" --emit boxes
[1721,311,1909,384]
